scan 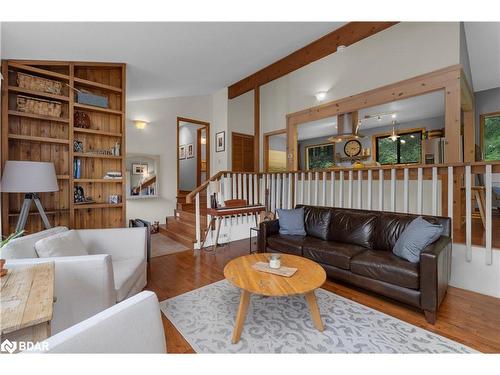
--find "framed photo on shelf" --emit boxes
[216,131,225,152]
[187,143,194,158]
[179,145,186,160]
[132,163,148,175]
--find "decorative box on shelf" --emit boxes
[76,90,108,108]
[17,95,62,118]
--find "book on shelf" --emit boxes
[73,158,81,179]
[103,171,122,179]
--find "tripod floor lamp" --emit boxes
[1,161,59,233]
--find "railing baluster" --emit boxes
[390,168,396,212]
[195,192,201,249]
[330,171,335,207]
[367,169,372,210]
[271,173,276,213]
[314,171,319,205]
[248,174,253,205]
[339,171,344,208]
[276,173,281,210]
[485,164,492,265]
[281,173,287,209]
[300,172,305,204]
[322,171,327,206]
[288,173,293,209]
[378,169,384,211]
[307,172,312,205]
[403,168,409,213]
[348,170,353,209]
[265,174,270,208]
[231,173,236,200]
[357,170,362,209]
[293,173,298,208]
[237,173,243,200]
[243,173,247,203]
[465,165,472,262]
[447,167,453,237]
[432,167,438,216]
[417,167,423,214]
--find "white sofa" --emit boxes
[24,291,166,353]
[2,226,147,334]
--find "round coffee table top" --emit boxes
[224,253,326,297]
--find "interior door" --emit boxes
[232,132,254,172]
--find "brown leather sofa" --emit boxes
[257,205,452,323]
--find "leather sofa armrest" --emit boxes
[420,235,452,314]
[257,219,280,253]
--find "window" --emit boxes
[482,113,500,161]
[375,130,422,165]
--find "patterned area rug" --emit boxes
[151,233,189,258]
[160,280,476,353]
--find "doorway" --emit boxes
[263,129,287,172]
[231,132,254,172]
[177,117,210,194]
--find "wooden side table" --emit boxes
[1,262,55,353]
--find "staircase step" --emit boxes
[159,224,195,248]
[175,210,207,225]
[165,216,197,237]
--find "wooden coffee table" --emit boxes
[224,253,327,344]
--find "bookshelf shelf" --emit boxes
[2,59,126,233]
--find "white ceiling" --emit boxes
[1,22,345,101]
[297,91,445,140]
[465,22,500,92]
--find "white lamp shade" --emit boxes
[1,161,59,193]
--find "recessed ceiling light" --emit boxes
[391,113,397,119]
[315,91,327,101]
[337,45,346,52]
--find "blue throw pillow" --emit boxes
[276,208,306,236]
[393,216,443,263]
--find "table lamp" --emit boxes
[1,161,59,232]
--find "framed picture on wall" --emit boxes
[179,145,186,159]
[132,163,148,175]
[305,142,336,170]
[216,131,225,152]
[187,143,194,158]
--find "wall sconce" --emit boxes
[134,120,147,130]
[315,91,327,102]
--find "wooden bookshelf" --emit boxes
[1,60,126,233]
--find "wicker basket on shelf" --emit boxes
[16,95,62,117]
[17,72,63,95]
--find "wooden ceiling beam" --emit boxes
[228,22,399,99]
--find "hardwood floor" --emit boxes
[145,239,500,354]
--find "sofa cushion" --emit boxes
[267,234,306,256]
[35,230,89,258]
[303,240,366,270]
[350,250,420,289]
[328,210,377,248]
[276,208,306,236]
[113,257,145,302]
[301,206,332,240]
[0,227,68,259]
[393,216,443,263]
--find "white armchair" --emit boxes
[2,226,147,334]
[24,291,166,353]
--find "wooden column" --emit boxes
[286,117,298,170]
[254,87,260,172]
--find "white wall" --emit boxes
[258,22,460,169]
[211,88,229,174]
[126,95,212,223]
[227,89,254,169]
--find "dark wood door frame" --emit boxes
[196,127,207,187]
[176,117,210,194]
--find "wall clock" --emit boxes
[344,139,362,157]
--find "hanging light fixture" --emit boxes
[388,120,400,142]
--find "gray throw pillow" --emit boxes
[277,208,306,236]
[393,216,443,263]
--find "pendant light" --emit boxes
[388,120,400,142]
